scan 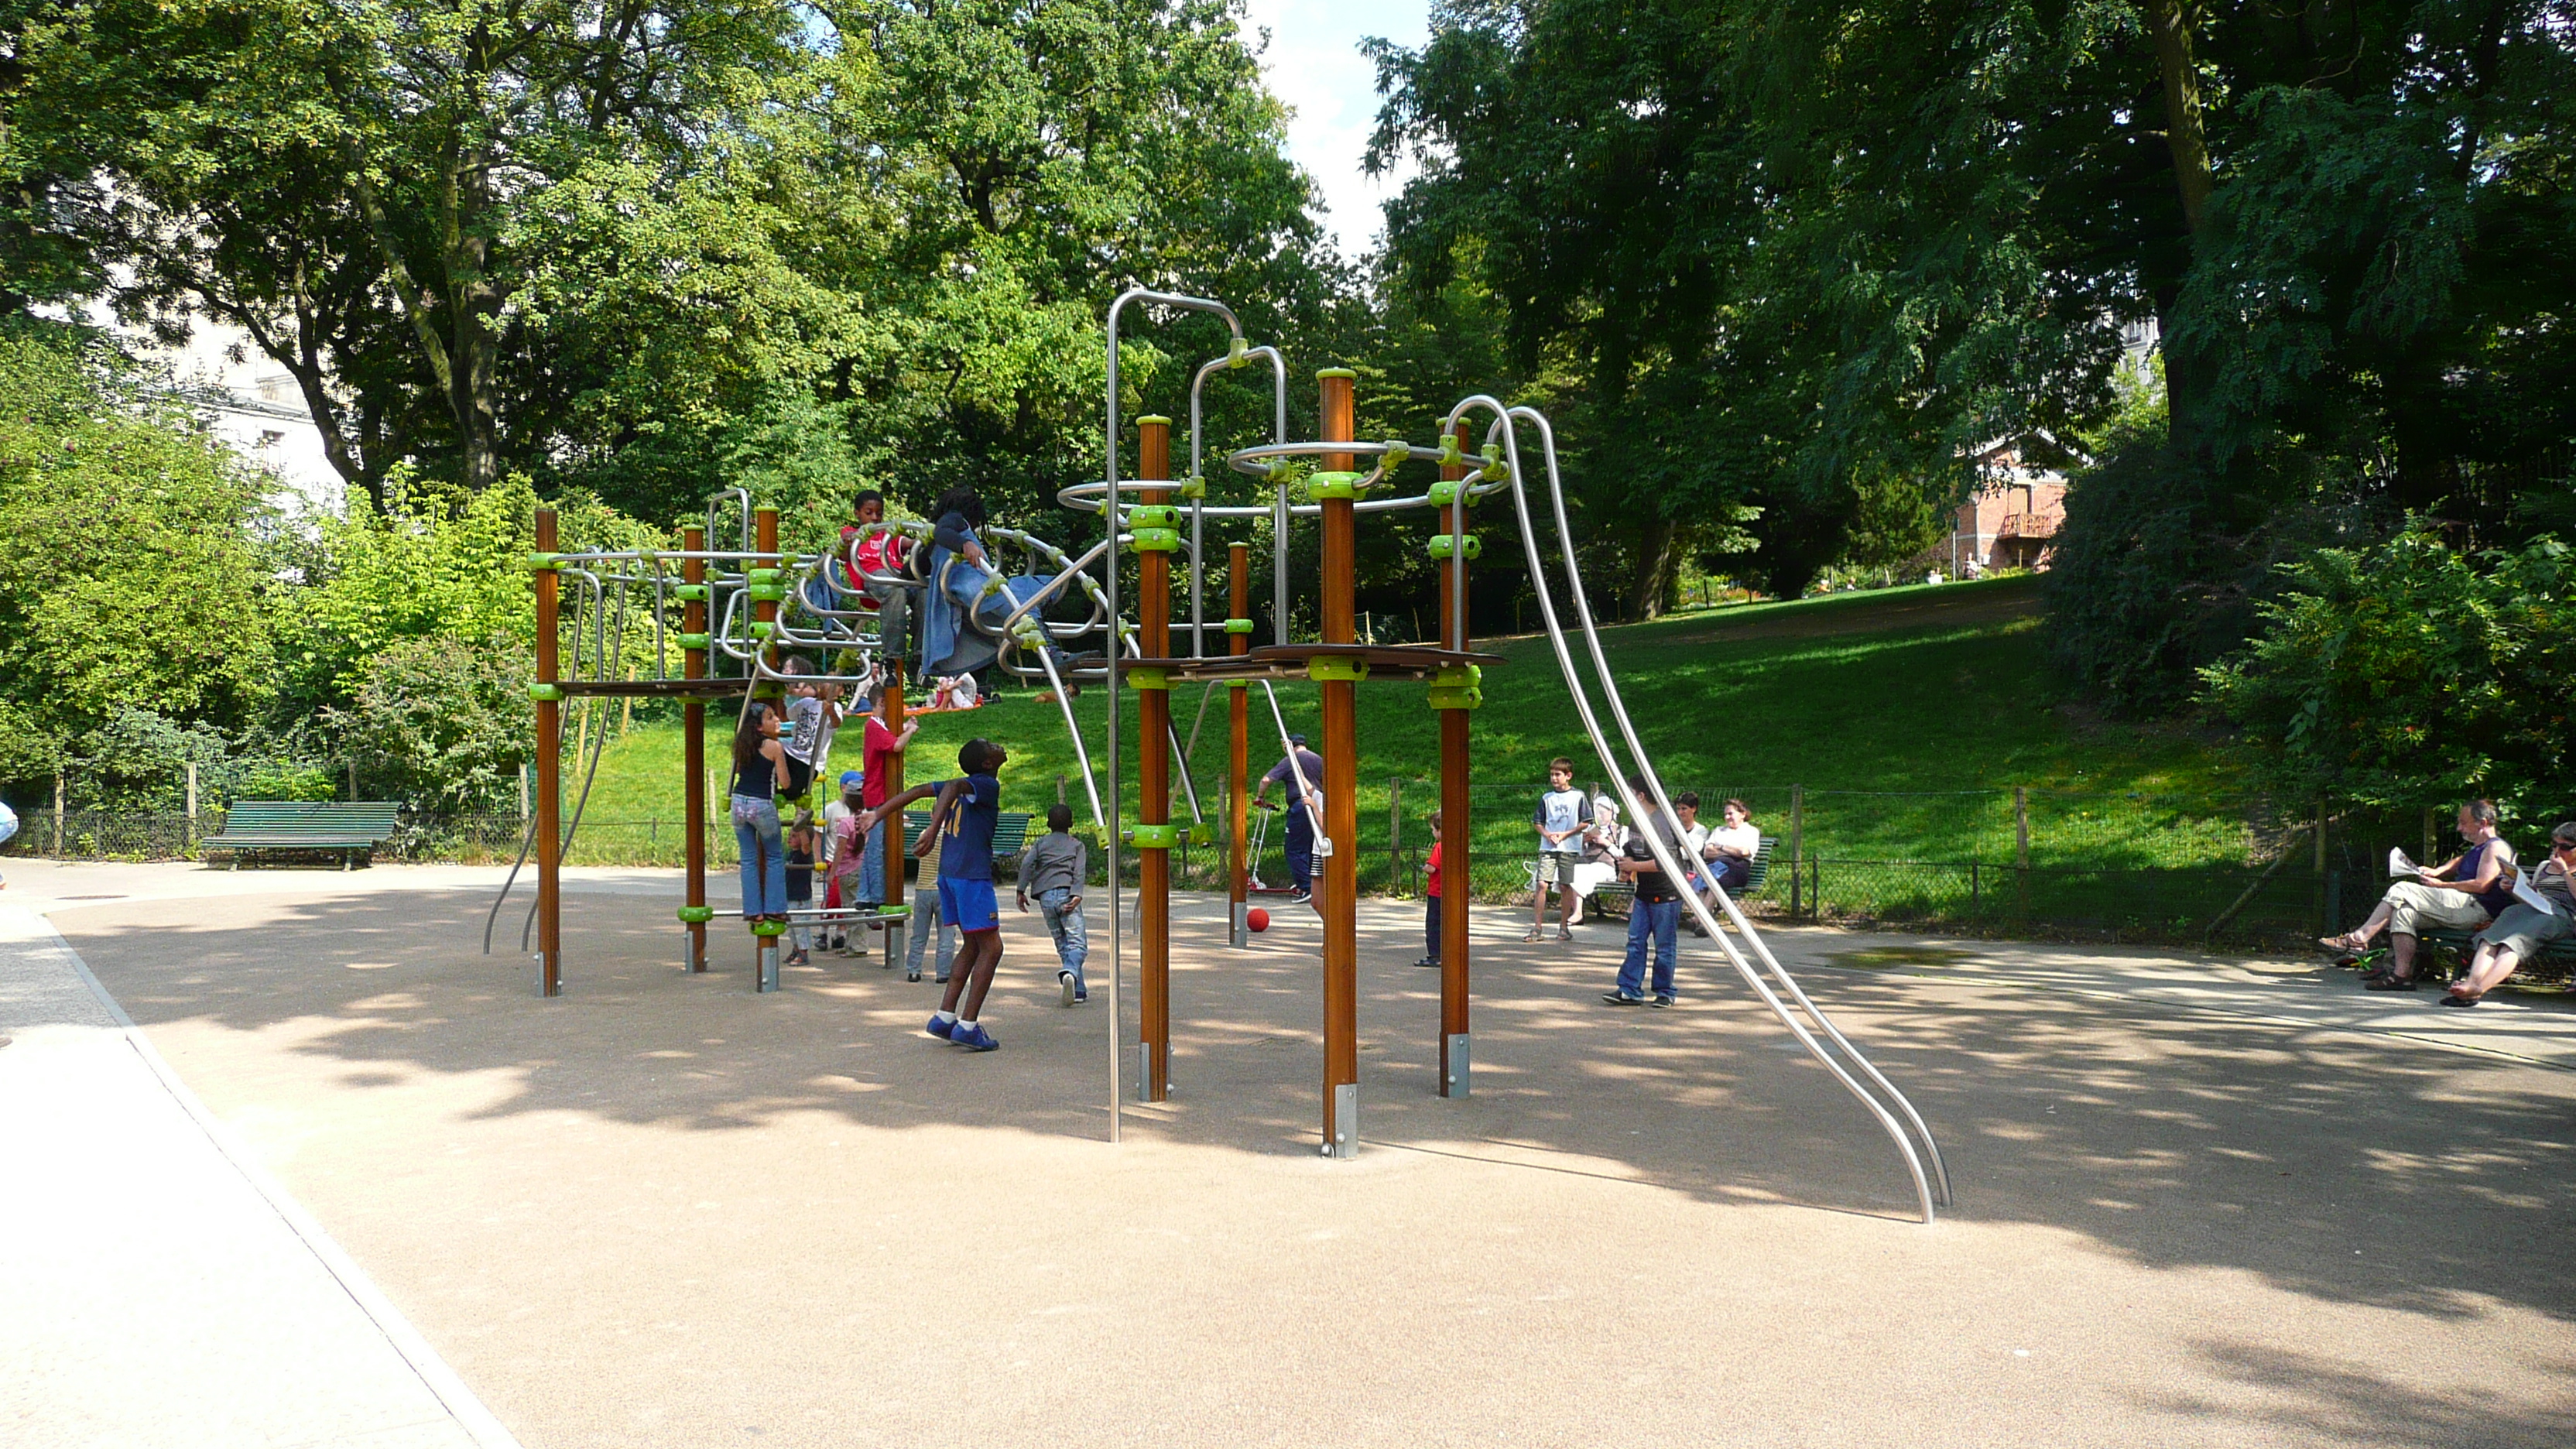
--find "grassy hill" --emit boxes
[554,574,2252,883]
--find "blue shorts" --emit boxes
[938,876,1001,933]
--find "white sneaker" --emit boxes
[1060,970,1077,1007]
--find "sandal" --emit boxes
[1522,928,1543,944]
[1556,927,1574,943]
[2317,933,2366,954]
[2438,992,2482,1008]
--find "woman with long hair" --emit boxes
[731,700,793,923]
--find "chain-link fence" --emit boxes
[3,786,2550,953]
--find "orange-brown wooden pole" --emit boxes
[1228,541,1251,946]
[1317,368,1359,1156]
[683,526,708,972]
[534,509,563,997]
[1437,420,1472,1095]
[879,669,909,968]
[1136,416,1174,1101]
[752,508,780,973]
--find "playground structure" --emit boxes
[502,287,1953,1221]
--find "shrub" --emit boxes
[327,635,534,813]
[2199,526,2574,816]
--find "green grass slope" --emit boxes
[559,574,2249,879]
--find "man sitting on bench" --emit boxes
[2320,800,2519,992]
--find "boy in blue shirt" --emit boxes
[864,738,1011,1050]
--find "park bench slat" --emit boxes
[1580,835,1776,918]
[902,810,1037,873]
[200,801,402,870]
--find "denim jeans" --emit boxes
[856,817,888,906]
[906,874,955,978]
[1038,886,1088,989]
[1618,896,1680,999]
[731,794,786,916]
[1286,807,1314,892]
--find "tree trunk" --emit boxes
[2145,0,2216,463]
[1625,516,1680,621]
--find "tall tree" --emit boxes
[15,0,810,502]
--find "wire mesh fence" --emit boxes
[1,785,2540,951]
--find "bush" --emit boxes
[62,706,336,810]
[327,635,533,813]
[2199,526,2574,816]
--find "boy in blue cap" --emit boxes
[862,738,1011,1050]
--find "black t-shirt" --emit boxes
[786,842,814,899]
[1624,812,1685,903]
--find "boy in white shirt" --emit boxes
[1527,758,1587,943]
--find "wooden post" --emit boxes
[2015,785,2031,923]
[53,772,64,855]
[185,762,198,849]
[1788,784,1804,920]
[879,670,909,970]
[1388,777,1403,884]
[535,509,564,996]
[1318,368,1360,1157]
[348,758,358,802]
[683,526,708,973]
[1228,542,1252,946]
[2314,796,2329,933]
[1437,417,1473,1098]
[1136,415,1175,1102]
[1057,773,1068,805]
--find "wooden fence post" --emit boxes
[186,762,199,850]
[1789,784,1804,919]
[1388,777,1403,887]
[2314,797,2329,933]
[53,772,65,854]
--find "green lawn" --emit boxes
[555,574,2253,883]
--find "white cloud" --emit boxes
[1239,0,1432,260]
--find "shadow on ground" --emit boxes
[57,886,2576,1340]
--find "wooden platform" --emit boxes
[1115,644,1504,683]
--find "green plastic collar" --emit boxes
[1437,435,1467,468]
[1228,336,1249,366]
[1128,505,1180,530]
[746,583,784,602]
[526,552,563,571]
[678,632,711,651]
[1136,414,1172,428]
[1126,666,1172,692]
[1222,618,1256,635]
[1308,656,1370,683]
[1177,475,1207,500]
[1380,440,1412,467]
[676,905,715,923]
[1427,533,1482,561]
[1305,471,1366,500]
[1427,480,1466,508]
[1189,821,1216,846]
[673,584,709,602]
[1429,686,1483,711]
[1128,528,1181,553]
[1316,368,1357,381]
[1125,823,1184,850]
[750,919,788,937]
[1434,663,1482,690]
[750,621,775,639]
[527,683,564,703]
[748,568,783,586]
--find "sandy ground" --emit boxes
[10,860,2574,1447]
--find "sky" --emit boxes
[1238,0,1434,261]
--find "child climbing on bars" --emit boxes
[784,811,817,966]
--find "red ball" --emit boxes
[1246,907,1270,933]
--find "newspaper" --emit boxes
[2389,847,2419,879]
[2509,867,2564,919]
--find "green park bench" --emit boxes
[1581,835,1776,920]
[198,801,402,871]
[902,809,1036,877]
[2409,924,2576,985]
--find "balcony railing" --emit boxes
[1998,512,2059,539]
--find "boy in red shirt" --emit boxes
[842,490,906,611]
[1415,808,1444,968]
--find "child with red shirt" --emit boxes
[842,490,906,611]
[1416,809,1444,968]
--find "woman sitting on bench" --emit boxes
[2445,821,2576,1007]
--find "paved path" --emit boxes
[0,900,519,1449]
[5,862,2574,1448]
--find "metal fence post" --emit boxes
[185,762,199,850]
[53,772,65,855]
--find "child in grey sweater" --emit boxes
[1016,803,1089,1005]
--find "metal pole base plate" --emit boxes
[756,943,780,994]
[1443,1033,1471,1098]
[1230,901,1248,948]
[1325,1081,1358,1159]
